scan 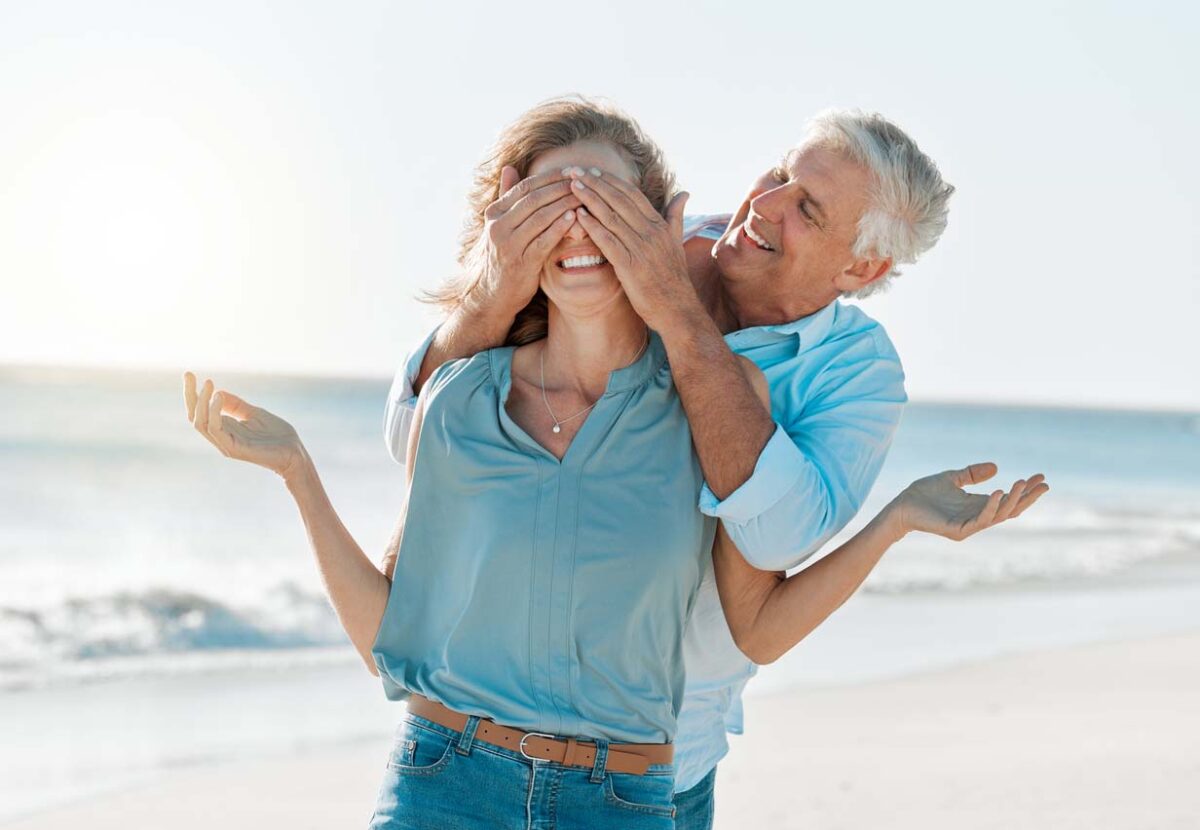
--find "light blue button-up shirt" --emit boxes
[384,215,907,790]
[372,334,716,745]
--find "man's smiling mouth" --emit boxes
[742,224,775,252]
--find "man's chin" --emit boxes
[714,239,777,291]
[713,235,750,273]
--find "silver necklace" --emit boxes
[539,333,650,434]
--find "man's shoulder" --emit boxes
[826,301,903,367]
[778,302,906,408]
[683,213,731,242]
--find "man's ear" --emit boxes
[834,256,892,294]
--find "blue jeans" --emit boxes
[368,713,677,829]
[671,767,716,830]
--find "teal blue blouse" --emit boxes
[371,333,715,744]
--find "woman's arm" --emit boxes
[182,371,419,676]
[713,463,1048,665]
[709,360,1048,665]
[284,455,392,675]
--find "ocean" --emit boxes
[2,365,1199,821]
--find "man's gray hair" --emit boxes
[802,109,954,299]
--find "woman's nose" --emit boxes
[564,216,589,241]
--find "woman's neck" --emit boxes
[541,300,648,400]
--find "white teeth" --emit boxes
[560,255,607,269]
[744,224,775,251]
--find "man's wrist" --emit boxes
[655,297,723,362]
[463,274,528,329]
[451,289,519,347]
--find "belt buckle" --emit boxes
[518,731,556,762]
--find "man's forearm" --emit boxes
[659,308,775,499]
[413,299,517,394]
[716,502,908,665]
[284,453,393,674]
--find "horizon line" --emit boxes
[3,359,1198,417]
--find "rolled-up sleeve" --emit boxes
[698,425,807,524]
[383,325,440,466]
[699,345,906,571]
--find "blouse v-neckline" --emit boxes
[489,333,666,466]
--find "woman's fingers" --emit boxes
[997,474,1046,521]
[951,462,997,488]
[1011,480,1050,518]
[205,391,263,459]
[188,378,230,456]
[966,490,1004,534]
[182,371,194,417]
[993,480,1028,522]
[215,389,256,421]
[181,371,200,422]
[207,391,233,455]
[193,378,213,433]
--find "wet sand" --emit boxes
[6,632,1198,829]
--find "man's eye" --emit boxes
[800,202,816,223]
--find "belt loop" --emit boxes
[562,737,579,768]
[456,715,480,756]
[589,738,609,783]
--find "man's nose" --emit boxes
[750,186,785,223]
[564,216,589,241]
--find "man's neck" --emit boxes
[687,248,738,334]
[719,272,836,332]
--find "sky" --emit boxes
[1,0,1197,409]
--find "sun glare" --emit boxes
[48,112,232,313]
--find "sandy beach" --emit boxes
[7,631,1197,830]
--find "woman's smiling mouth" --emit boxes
[558,254,609,270]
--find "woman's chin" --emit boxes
[542,272,625,315]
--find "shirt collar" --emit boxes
[728,300,840,354]
[604,330,667,395]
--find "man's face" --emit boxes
[713,143,873,306]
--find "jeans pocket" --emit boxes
[604,772,677,818]
[385,720,456,776]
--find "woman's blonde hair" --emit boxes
[423,96,676,346]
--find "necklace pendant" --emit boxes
[552,424,561,434]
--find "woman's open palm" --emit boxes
[183,372,304,479]
[898,462,1049,541]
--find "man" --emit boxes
[384,108,954,828]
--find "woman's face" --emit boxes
[526,140,639,318]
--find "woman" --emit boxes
[183,98,1046,828]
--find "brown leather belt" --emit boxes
[406,694,673,776]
